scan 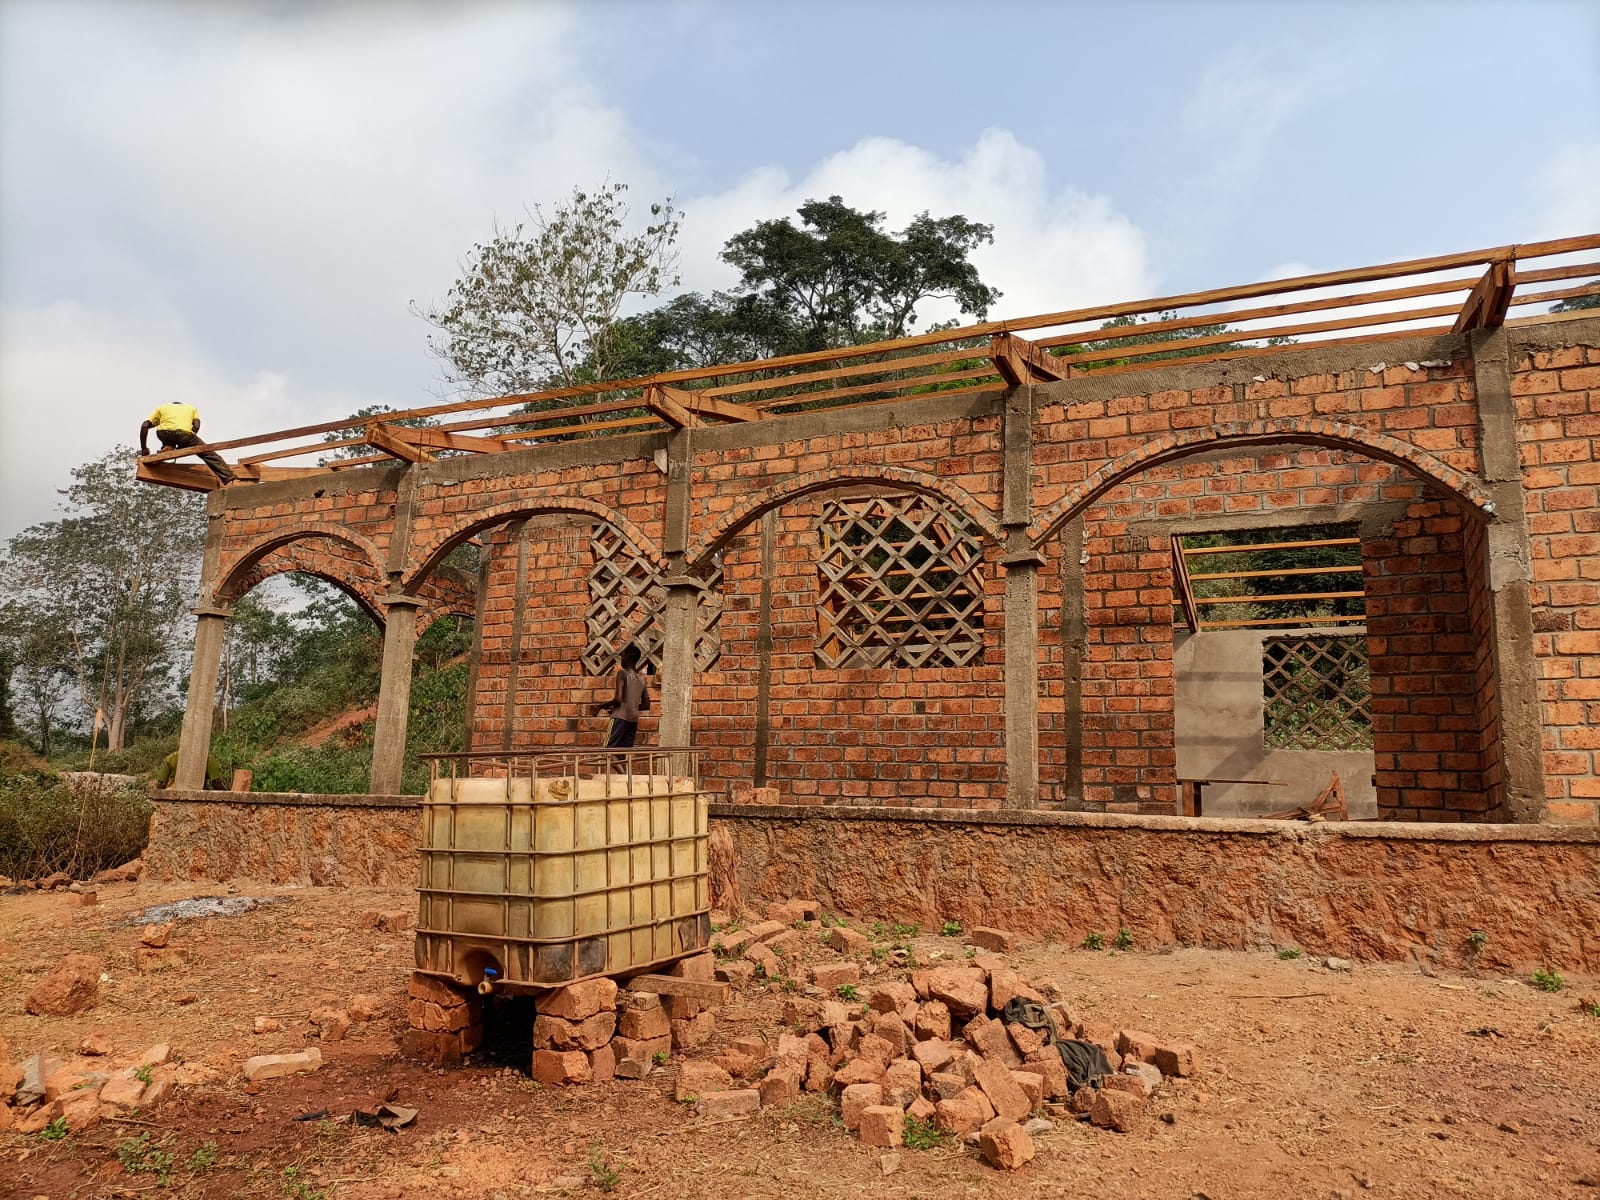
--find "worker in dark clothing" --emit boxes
[595,645,650,748]
[139,402,236,484]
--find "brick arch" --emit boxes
[403,497,656,594]
[686,466,1004,573]
[416,565,478,635]
[216,525,388,610]
[1028,418,1495,548]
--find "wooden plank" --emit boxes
[366,421,432,463]
[1189,564,1361,582]
[1194,590,1365,606]
[1452,259,1515,333]
[1204,615,1367,629]
[1081,325,1457,381]
[659,384,761,423]
[1514,260,1600,285]
[232,464,333,482]
[645,384,705,430]
[136,460,220,492]
[626,975,730,1003]
[400,427,510,453]
[753,364,998,412]
[989,333,1072,386]
[1182,537,1360,556]
[1170,538,1200,634]
[704,346,974,398]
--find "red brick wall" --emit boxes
[1512,340,1600,823]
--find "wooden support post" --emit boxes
[366,422,433,463]
[1453,259,1516,333]
[136,461,221,493]
[657,577,703,748]
[370,594,423,794]
[644,385,704,430]
[990,332,1073,387]
[176,605,231,789]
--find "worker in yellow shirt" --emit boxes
[139,402,236,484]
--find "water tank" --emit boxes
[414,749,711,991]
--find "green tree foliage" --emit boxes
[1552,287,1600,312]
[0,448,205,752]
[419,182,682,397]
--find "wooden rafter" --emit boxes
[136,460,221,493]
[646,383,762,429]
[644,384,704,430]
[401,427,510,454]
[989,333,1073,387]
[1453,258,1516,333]
[1170,538,1200,634]
[366,421,432,463]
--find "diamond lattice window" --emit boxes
[1262,634,1372,751]
[582,525,721,676]
[814,494,986,669]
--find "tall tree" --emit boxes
[0,448,206,751]
[419,182,681,396]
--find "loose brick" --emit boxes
[841,1082,885,1130]
[696,1089,759,1119]
[532,1049,591,1086]
[539,978,618,1021]
[979,1116,1036,1170]
[828,927,871,955]
[968,927,1020,953]
[858,1105,903,1148]
[972,1057,1031,1121]
[675,1060,732,1100]
[1090,1088,1146,1132]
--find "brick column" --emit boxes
[1001,385,1040,809]
[370,594,423,795]
[1469,328,1545,823]
[175,604,231,790]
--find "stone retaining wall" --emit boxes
[146,791,419,887]
[715,805,1600,974]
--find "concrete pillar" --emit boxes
[175,605,231,790]
[657,577,704,748]
[1469,328,1545,822]
[370,594,423,795]
[1002,548,1045,809]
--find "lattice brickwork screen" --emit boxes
[1262,634,1373,751]
[814,495,985,669]
[583,524,722,676]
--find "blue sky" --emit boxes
[1,0,1596,536]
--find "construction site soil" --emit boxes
[2,879,1597,1200]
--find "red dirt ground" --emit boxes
[3,879,1598,1200]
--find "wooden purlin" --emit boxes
[130,232,1600,488]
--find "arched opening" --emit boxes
[1035,439,1502,822]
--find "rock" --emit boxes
[805,1057,834,1093]
[71,889,98,907]
[0,1061,23,1102]
[1102,1073,1152,1099]
[930,1070,967,1101]
[965,1015,1024,1068]
[745,942,780,978]
[934,1087,994,1136]
[540,978,618,1021]
[253,1017,281,1034]
[532,1049,592,1086]
[619,1003,671,1041]
[969,927,1020,954]
[730,1035,768,1061]
[612,1035,670,1077]
[1023,1049,1070,1099]
[243,1049,322,1082]
[138,1043,172,1067]
[39,870,71,890]
[140,922,174,948]
[757,1067,802,1107]
[979,1116,1036,1169]
[714,928,756,955]
[696,1089,759,1119]
[840,1083,885,1130]
[94,857,143,884]
[879,1151,901,1175]
[884,1058,922,1105]
[310,1009,352,1042]
[24,953,102,1015]
[988,967,1043,1013]
[1012,1070,1044,1108]
[347,994,383,1023]
[1125,1061,1163,1091]
[669,952,716,980]
[675,1060,732,1100]
[1022,1116,1054,1136]
[810,962,860,989]
[407,971,470,1006]
[585,1043,615,1082]
[869,982,918,1017]
[534,1012,617,1053]
[834,1057,886,1088]
[367,909,412,933]
[1006,1022,1048,1058]
[57,1089,101,1133]
[44,1063,106,1103]
[827,927,870,956]
[98,1069,148,1110]
[78,1033,112,1057]
[16,1054,61,1106]
[926,967,988,1017]
[972,1057,1031,1121]
[1069,1086,1098,1115]
[1090,1088,1146,1132]
[908,1094,937,1121]
[914,1000,951,1041]
[1115,1029,1161,1062]
[746,920,786,942]
[1324,956,1353,971]
[713,1049,755,1079]
[671,1011,716,1052]
[766,899,819,924]
[715,960,757,988]
[870,1011,911,1055]
[1151,1042,1199,1078]
[137,947,188,972]
[859,1105,903,1147]
[912,1038,955,1074]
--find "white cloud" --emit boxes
[675,129,1154,326]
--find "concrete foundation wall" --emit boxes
[716,805,1600,973]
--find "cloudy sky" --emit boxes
[2,0,1596,537]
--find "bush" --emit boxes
[0,747,151,878]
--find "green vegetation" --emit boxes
[940,919,962,937]
[1278,947,1302,961]
[835,983,860,1001]
[116,1132,175,1183]
[587,1140,623,1193]
[903,1113,949,1150]
[38,1115,69,1140]
[892,921,918,938]
[133,1062,155,1085]
[1580,998,1600,1018]
[1467,930,1489,955]
[870,920,885,937]
[188,1141,219,1171]
[651,1050,669,1066]
[1531,967,1564,993]
[0,744,151,878]
[1081,932,1105,950]
[1113,928,1134,951]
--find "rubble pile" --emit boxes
[0,1037,210,1136]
